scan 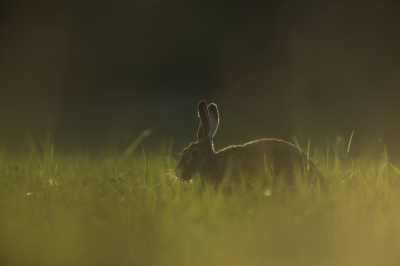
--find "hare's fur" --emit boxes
[209,139,321,185]
[175,100,322,187]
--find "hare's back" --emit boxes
[215,138,321,184]
[244,138,312,173]
[244,138,307,157]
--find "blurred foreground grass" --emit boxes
[1,137,400,266]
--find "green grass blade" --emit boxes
[347,130,354,155]
[307,138,310,170]
[389,162,400,175]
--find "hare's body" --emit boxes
[210,139,320,184]
[175,100,323,187]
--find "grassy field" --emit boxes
[1,136,400,266]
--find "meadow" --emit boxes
[1,135,400,266]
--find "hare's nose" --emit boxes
[175,166,182,179]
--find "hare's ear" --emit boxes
[208,103,219,137]
[197,100,211,142]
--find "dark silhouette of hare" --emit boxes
[175,100,323,188]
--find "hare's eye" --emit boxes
[191,150,200,157]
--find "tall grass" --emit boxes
[1,136,400,266]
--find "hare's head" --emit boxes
[175,100,219,181]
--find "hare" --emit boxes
[175,100,323,188]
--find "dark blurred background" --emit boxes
[0,0,399,156]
